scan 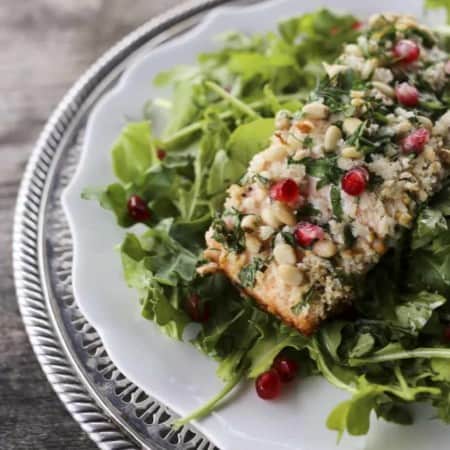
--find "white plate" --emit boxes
[62,1,448,449]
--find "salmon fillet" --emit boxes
[201,14,450,334]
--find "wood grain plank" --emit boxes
[0,1,182,448]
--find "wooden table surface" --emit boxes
[0,1,181,448]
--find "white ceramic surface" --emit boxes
[62,1,448,449]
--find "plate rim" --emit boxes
[12,1,238,449]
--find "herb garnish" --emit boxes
[212,209,246,253]
[296,157,343,189]
[330,185,343,219]
[238,257,268,288]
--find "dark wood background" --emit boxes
[0,1,181,448]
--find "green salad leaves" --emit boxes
[84,7,450,439]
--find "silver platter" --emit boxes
[12,1,256,448]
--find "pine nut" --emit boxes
[203,248,220,261]
[278,264,304,286]
[296,120,315,133]
[265,145,287,162]
[438,148,450,165]
[393,120,412,135]
[273,244,297,265]
[241,215,259,231]
[345,44,363,57]
[350,90,365,99]
[312,240,337,258]
[272,202,296,226]
[302,102,329,120]
[343,118,362,136]
[351,98,365,107]
[398,212,413,227]
[372,81,395,98]
[372,239,386,255]
[341,146,363,159]
[259,225,275,241]
[361,59,376,80]
[396,17,418,30]
[417,115,433,131]
[246,234,262,254]
[323,63,347,79]
[324,125,342,152]
[423,146,436,162]
[261,207,282,228]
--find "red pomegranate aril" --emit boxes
[342,167,369,197]
[127,195,151,222]
[401,128,430,154]
[393,39,420,64]
[270,178,300,204]
[274,356,299,383]
[256,369,282,400]
[157,148,166,160]
[185,294,209,323]
[294,222,324,247]
[395,82,419,107]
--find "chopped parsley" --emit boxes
[281,231,296,246]
[211,209,245,253]
[300,156,343,189]
[238,257,268,288]
[297,203,321,220]
[303,135,314,149]
[344,223,356,248]
[346,120,367,146]
[291,286,318,315]
[330,185,343,220]
[254,173,270,186]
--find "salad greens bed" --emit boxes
[84,6,450,439]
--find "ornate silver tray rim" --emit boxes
[12,1,256,449]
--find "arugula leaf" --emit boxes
[247,323,307,378]
[227,118,275,166]
[394,291,446,335]
[81,183,133,227]
[348,333,376,358]
[111,121,156,183]
[411,208,448,250]
[162,81,203,138]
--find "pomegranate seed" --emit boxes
[395,82,419,107]
[273,356,299,383]
[270,178,300,204]
[255,369,281,400]
[401,128,430,154]
[184,294,209,323]
[443,325,450,343]
[127,195,151,222]
[341,167,369,196]
[393,39,420,64]
[157,149,166,160]
[294,222,324,247]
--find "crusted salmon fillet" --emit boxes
[201,14,450,335]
